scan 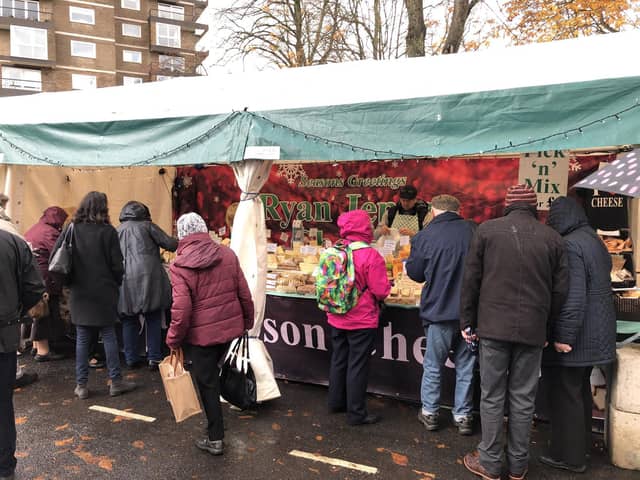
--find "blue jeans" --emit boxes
[421,321,475,418]
[121,310,163,365]
[76,325,121,385]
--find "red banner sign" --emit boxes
[174,154,610,243]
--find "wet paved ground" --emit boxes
[11,354,640,480]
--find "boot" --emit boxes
[195,438,224,456]
[109,378,136,397]
[74,384,89,399]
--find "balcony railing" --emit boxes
[149,60,199,76]
[0,6,52,23]
[148,8,208,34]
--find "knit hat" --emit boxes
[505,184,538,208]
[177,212,208,240]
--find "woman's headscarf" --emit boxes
[177,212,208,240]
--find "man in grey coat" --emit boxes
[460,184,568,480]
[0,229,45,480]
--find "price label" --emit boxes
[384,240,397,250]
[300,246,318,255]
[399,235,410,246]
[266,243,277,253]
[280,232,289,243]
[218,226,226,236]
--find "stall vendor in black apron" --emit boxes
[375,185,431,238]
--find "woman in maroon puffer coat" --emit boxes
[24,206,68,361]
[166,212,254,456]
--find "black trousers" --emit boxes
[547,366,592,466]
[187,343,230,441]
[328,327,376,424]
[0,352,17,477]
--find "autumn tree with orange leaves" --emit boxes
[497,0,640,44]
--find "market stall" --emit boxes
[1,31,640,406]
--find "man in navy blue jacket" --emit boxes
[406,194,476,435]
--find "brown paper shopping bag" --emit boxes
[159,350,202,423]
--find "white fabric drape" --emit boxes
[230,159,280,402]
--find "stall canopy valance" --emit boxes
[1,31,640,167]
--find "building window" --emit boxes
[156,23,180,48]
[1,0,39,21]
[122,23,141,37]
[121,0,139,10]
[69,6,94,24]
[123,76,142,85]
[70,40,96,58]
[157,3,184,21]
[10,25,47,59]
[1,66,41,91]
[71,73,96,90]
[122,49,142,63]
[158,54,185,72]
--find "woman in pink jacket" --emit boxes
[327,209,391,425]
[166,213,254,456]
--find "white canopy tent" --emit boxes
[2,31,640,402]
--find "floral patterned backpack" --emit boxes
[316,241,369,314]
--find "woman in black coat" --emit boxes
[542,196,616,473]
[54,192,135,399]
[117,201,177,370]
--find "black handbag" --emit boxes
[49,223,73,276]
[219,333,257,410]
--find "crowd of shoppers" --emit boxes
[0,184,620,479]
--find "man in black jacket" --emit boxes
[0,229,45,480]
[460,184,568,480]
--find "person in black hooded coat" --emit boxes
[117,201,177,370]
[541,196,616,473]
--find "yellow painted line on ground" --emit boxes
[89,405,156,422]
[289,449,378,474]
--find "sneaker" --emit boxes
[195,438,224,456]
[74,384,89,400]
[463,451,500,480]
[417,410,439,431]
[539,455,586,473]
[109,378,136,397]
[453,415,474,435]
[14,372,38,389]
[148,360,161,371]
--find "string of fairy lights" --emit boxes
[0,99,639,166]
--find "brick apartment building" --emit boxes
[0,0,208,95]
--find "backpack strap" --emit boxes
[348,241,370,251]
